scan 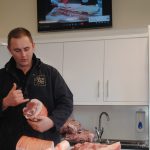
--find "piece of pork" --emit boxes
[16,137,71,150]
[71,142,121,150]
[65,129,95,143]
[60,118,81,134]
[55,140,70,150]
[60,118,95,143]
[16,136,54,150]
[23,99,48,121]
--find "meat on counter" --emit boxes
[60,118,95,143]
[60,118,82,134]
[71,141,121,150]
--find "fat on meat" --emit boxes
[16,135,54,150]
[60,118,95,143]
[16,136,71,150]
[65,130,95,143]
[55,140,70,150]
[60,118,81,134]
[23,99,48,121]
[71,142,121,150]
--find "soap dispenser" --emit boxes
[136,110,145,132]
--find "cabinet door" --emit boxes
[0,45,11,69]
[104,38,148,105]
[63,40,104,105]
[35,42,63,74]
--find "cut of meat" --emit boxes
[50,7,89,20]
[60,118,81,134]
[65,130,95,143]
[71,142,121,150]
[16,137,71,150]
[16,136,54,150]
[23,99,48,121]
[55,140,70,150]
[60,118,95,143]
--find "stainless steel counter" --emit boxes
[99,139,149,150]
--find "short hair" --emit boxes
[7,27,33,48]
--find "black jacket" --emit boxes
[0,54,73,150]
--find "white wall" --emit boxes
[0,0,150,39]
[72,105,148,141]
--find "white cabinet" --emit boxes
[35,42,63,74]
[63,36,148,105]
[104,37,148,105]
[63,40,104,105]
[0,45,11,69]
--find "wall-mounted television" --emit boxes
[37,0,112,32]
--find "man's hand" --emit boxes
[3,83,29,109]
[27,116,54,133]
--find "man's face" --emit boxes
[8,36,35,70]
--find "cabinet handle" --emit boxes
[98,81,100,97]
[106,80,109,97]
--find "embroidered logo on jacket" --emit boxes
[34,75,46,86]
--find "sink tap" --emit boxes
[95,112,110,142]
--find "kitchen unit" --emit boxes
[63,36,148,105]
[104,38,148,104]
[63,40,104,104]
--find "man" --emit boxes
[0,27,73,150]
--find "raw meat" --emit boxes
[65,130,95,143]
[55,140,70,150]
[60,118,95,143]
[16,137,71,150]
[60,118,81,134]
[71,142,121,150]
[23,99,48,121]
[16,136,54,150]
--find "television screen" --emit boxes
[37,0,112,32]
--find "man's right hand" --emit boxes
[2,83,29,109]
